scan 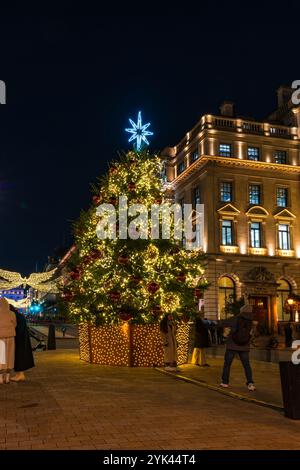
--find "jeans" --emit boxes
[221,350,254,385]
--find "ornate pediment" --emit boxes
[245,266,275,283]
[274,209,296,220]
[217,204,240,217]
[246,206,269,218]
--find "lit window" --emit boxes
[278,224,291,250]
[250,222,261,248]
[219,144,232,157]
[192,150,199,162]
[177,161,185,175]
[222,220,233,245]
[220,182,232,202]
[277,188,288,207]
[218,276,235,320]
[249,184,261,204]
[277,279,291,321]
[275,150,287,164]
[248,147,260,161]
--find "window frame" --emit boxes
[247,146,260,161]
[220,181,233,202]
[219,143,232,158]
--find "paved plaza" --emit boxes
[0,349,300,450]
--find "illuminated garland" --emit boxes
[0,268,59,293]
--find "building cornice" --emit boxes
[171,155,300,188]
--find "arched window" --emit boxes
[277,279,291,322]
[218,276,235,320]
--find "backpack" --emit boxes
[231,317,252,346]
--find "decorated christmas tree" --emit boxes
[63,148,208,325]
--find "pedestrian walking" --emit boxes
[191,315,211,366]
[219,304,256,391]
[9,305,35,382]
[0,297,17,384]
[160,314,179,372]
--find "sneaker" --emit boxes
[247,383,256,391]
[220,383,229,388]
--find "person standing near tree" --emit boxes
[160,314,179,372]
[191,314,211,366]
[9,305,35,382]
[0,297,16,384]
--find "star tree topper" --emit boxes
[125,111,153,151]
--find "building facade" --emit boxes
[164,85,300,332]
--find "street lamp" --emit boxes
[287,298,295,322]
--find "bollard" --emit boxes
[279,362,300,419]
[47,324,56,350]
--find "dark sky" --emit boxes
[0,6,299,275]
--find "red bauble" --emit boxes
[147,282,160,294]
[128,182,136,192]
[93,196,101,206]
[170,246,180,255]
[109,196,117,206]
[109,165,118,175]
[194,288,203,299]
[89,249,104,260]
[118,254,129,265]
[131,276,141,285]
[62,293,74,302]
[176,272,186,282]
[70,270,80,280]
[119,312,133,321]
[109,291,121,302]
[152,305,162,316]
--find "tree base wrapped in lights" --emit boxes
[79,321,192,367]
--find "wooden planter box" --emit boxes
[79,322,191,367]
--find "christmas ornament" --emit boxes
[147,282,160,294]
[109,291,121,302]
[176,272,186,282]
[194,288,203,299]
[128,182,136,192]
[118,254,129,265]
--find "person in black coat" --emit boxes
[191,315,211,367]
[9,305,35,382]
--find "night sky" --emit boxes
[0,6,299,275]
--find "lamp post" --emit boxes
[287,298,295,322]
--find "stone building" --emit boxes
[163,85,300,332]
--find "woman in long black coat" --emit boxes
[9,306,35,381]
[192,316,211,366]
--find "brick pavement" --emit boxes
[0,349,300,450]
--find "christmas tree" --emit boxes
[63,149,208,325]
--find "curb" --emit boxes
[154,368,284,412]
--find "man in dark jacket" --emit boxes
[219,304,256,391]
[9,306,35,382]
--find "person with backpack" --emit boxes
[219,304,256,391]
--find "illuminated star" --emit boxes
[125,111,153,151]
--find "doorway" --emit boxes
[248,296,269,332]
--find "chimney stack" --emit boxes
[277,85,292,108]
[220,101,234,117]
